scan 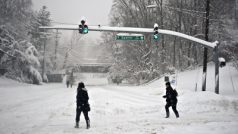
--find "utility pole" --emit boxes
[160,0,166,73]
[236,0,238,27]
[202,0,210,91]
[54,30,60,70]
[160,0,164,48]
[62,49,69,69]
[178,0,183,69]
[40,31,53,82]
[41,33,47,81]
[42,38,46,80]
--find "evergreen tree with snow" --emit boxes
[29,6,51,51]
[28,6,53,82]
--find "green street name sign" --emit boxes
[116,33,144,41]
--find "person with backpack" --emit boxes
[75,82,90,129]
[163,82,179,118]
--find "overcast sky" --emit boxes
[32,0,113,42]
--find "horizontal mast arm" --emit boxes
[39,25,217,48]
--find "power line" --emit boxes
[163,4,206,14]
[51,21,78,25]
[163,5,221,22]
[51,21,109,27]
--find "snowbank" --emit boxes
[148,63,238,96]
[0,63,238,134]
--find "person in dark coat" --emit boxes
[66,80,70,88]
[75,82,90,129]
[163,82,179,118]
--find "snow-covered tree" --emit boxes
[104,0,238,84]
[28,6,53,81]
[0,0,43,84]
[0,0,33,40]
[29,6,51,51]
[0,26,42,84]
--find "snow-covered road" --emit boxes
[0,77,238,134]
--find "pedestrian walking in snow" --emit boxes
[163,82,179,118]
[66,80,70,88]
[75,82,90,129]
[70,80,73,88]
[69,71,74,88]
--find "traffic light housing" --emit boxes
[79,19,88,34]
[153,30,159,40]
[153,23,159,40]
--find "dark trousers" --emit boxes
[76,107,89,123]
[165,102,179,117]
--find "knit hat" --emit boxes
[78,82,85,88]
[165,82,171,86]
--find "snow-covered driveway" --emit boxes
[0,77,238,134]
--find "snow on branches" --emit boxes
[0,25,42,84]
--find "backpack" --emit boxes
[173,89,178,97]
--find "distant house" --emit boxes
[46,70,65,83]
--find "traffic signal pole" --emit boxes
[214,42,219,94]
[39,24,219,93]
[40,25,216,47]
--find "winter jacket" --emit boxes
[163,86,178,105]
[76,88,90,111]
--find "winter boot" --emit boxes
[165,111,170,118]
[175,112,179,118]
[75,122,79,128]
[86,120,90,129]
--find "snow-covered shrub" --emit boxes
[27,66,42,84]
[24,42,40,66]
[0,26,42,84]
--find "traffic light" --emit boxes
[153,23,159,40]
[79,19,88,34]
[83,25,88,33]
